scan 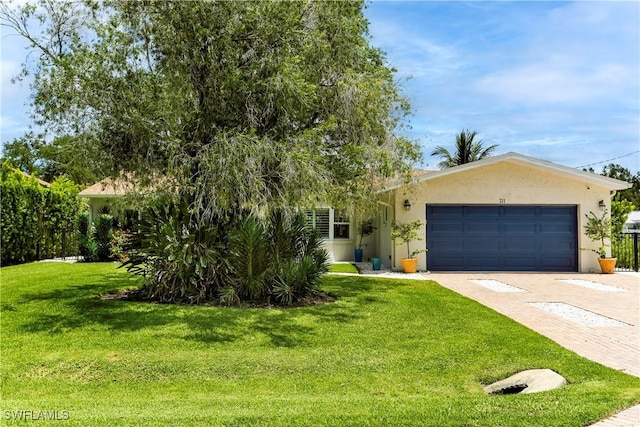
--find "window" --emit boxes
[304,208,350,240]
[305,208,330,238]
[333,209,350,239]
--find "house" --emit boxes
[77,176,141,224]
[372,152,629,273]
[78,152,630,273]
[623,211,640,231]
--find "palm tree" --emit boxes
[431,129,498,169]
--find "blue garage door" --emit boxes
[426,205,577,272]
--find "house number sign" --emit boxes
[499,198,506,204]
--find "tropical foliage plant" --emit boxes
[122,195,328,305]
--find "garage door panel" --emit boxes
[430,223,464,233]
[540,207,575,217]
[465,239,499,251]
[504,206,537,217]
[540,223,575,234]
[540,238,575,250]
[465,206,500,217]
[430,257,466,269]
[426,205,577,272]
[466,223,500,233]
[429,205,464,217]
[503,240,538,253]
[430,240,463,251]
[503,222,537,233]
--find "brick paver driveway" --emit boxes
[428,272,639,427]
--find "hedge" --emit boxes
[1,163,82,265]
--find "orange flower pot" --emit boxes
[598,258,617,274]
[400,258,418,274]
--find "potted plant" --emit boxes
[391,220,427,273]
[583,209,617,274]
[354,219,376,262]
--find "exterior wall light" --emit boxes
[598,200,605,211]
[403,199,411,211]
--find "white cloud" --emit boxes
[475,62,634,106]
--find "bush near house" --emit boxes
[0,162,82,265]
[122,195,329,306]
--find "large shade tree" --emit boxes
[2,133,105,184]
[2,0,421,304]
[430,129,498,169]
[1,0,421,217]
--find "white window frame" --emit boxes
[304,207,351,240]
[332,208,351,240]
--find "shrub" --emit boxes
[122,195,231,303]
[94,214,115,261]
[269,213,329,305]
[230,216,271,300]
[78,212,96,261]
[0,163,81,264]
[0,164,44,264]
[122,195,329,306]
[110,229,130,262]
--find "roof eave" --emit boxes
[383,152,631,192]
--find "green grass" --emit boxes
[1,262,639,426]
[329,263,359,274]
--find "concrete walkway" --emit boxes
[426,272,640,427]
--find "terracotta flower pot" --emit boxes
[597,258,617,274]
[400,258,418,273]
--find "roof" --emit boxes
[384,152,632,192]
[626,211,640,224]
[78,176,135,197]
[21,171,50,187]
[381,169,436,190]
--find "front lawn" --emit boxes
[329,263,359,274]
[2,262,639,426]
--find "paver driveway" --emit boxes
[427,272,640,427]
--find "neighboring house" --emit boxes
[77,176,139,222]
[623,211,640,231]
[78,152,630,273]
[21,171,51,188]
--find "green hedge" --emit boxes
[1,163,82,265]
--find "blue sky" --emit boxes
[1,1,639,173]
[364,1,639,172]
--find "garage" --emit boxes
[426,204,578,272]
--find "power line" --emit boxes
[576,151,639,169]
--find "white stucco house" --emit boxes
[79,152,630,273]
